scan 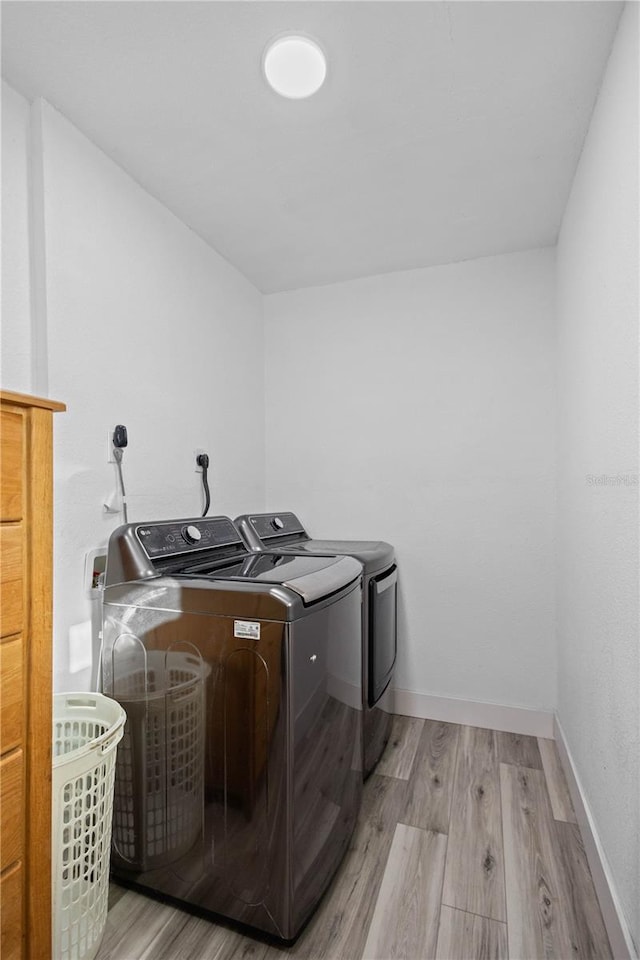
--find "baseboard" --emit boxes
[390,687,554,737]
[554,716,637,960]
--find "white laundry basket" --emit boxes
[52,693,126,960]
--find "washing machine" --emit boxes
[102,515,363,941]
[234,512,396,778]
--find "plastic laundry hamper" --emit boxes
[110,650,207,872]
[53,693,126,960]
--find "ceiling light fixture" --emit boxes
[263,35,327,99]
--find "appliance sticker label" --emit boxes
[234,620,260,640]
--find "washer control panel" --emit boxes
[183,524,202,544]
[136,517,242,559]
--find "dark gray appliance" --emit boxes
[102,516,363,941]
[234,512,396,778]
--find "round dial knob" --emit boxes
[271,516,284,531]
[183,524,202,544]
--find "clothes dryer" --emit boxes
[234,512,396,777]
[102,516,362,940]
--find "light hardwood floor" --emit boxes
[98,717,611,960]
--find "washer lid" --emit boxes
[178,552,362,604]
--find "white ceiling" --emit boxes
[1,1,623,293]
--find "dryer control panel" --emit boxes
[248,513,307,540]
[136,517,242,559]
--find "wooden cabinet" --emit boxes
[0,390,65,960]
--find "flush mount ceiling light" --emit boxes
[263,35,327,99]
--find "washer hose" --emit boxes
[197,454,210,517]
[112,447,128,522]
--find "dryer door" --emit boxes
[369,565,398,706]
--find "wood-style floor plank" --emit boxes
[108,881,128,911]
[374,714,424,780]
[538,738,577,823]
[500,762,575,959]
[400,720,459,834]
[553,821,613,958]
[96,719,615,960]
[362,823,447,960]
[265,773,408,960]
[441,726,506,922]
[435,905,508,960]
[496,731,542,768]
[150,913,269,960]
[95,889,189,960]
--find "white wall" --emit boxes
[556,2,639,949]
[2,92,266,692]
[1,81,33,391]
[264,248,556,712]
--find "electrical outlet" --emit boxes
[194,448,206,472]
[107,428,116,463]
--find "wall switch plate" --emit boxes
[68,620,93,673]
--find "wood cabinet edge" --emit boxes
[0,390,66,413]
